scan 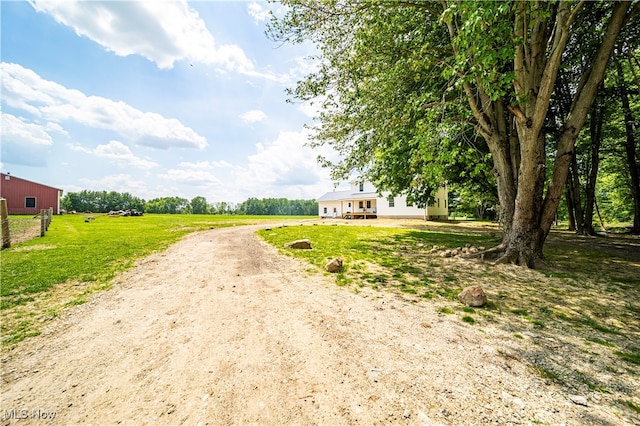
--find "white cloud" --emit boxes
[76,174,150,197]
[0,113,57,166]
[158,161,224,187]
[248,2,270,24]
[239,109,267,124]
[234,129,333,200]
[1,113,54,146]
[29,0,256,74]
[68,140,158,170]
[44,121,69,137]
[1,62,207,150]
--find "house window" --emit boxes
[437,198,440,207]
[25,197,36,209]
[333,207,337,213]
[359,183,364,192]
[348,202,351,208]
[323,207,327,214]
[366,200,371,209]
[358,201,363,209]
[388,196,395,208]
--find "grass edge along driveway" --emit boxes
[0,214,312,348]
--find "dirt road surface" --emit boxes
[0,225,627,424]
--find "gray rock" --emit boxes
[457,286,488,307]
[569,395,588,406]
[325,258,343,273]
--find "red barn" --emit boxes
[0,173,63,215]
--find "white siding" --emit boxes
[317,182,448,220]
[350,181,377,193]
[377,193,425,219]
[318,201,342,218]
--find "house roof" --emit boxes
[317,190,379,202]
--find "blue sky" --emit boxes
[1,1,337,203]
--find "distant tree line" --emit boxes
[61,190,318,216]
[61,190,146,213]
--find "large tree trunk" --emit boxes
[449,2,630,266]
[488,2,629,267]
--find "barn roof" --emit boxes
[1,173,63,192]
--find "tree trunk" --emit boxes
[453,2,630,267]
[582,96,604,236]
[497,2,629,266]
[616,60,640,234]
[538,2,629,244]
[569,154,585,233]
[565,184,576,232]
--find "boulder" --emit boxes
[439,250,453,258]
[325,257,343,273]
[457,285,488,307]
[284,239,312,249]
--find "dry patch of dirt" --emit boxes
[1,224,638,425]
[10,245,56,252]
[2,219,41,246]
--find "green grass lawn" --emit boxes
[0,213,312,346]
[258,224,501,292]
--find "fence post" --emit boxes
[41,209,46,237]
[1,198,10,249]
[46,207,53,230]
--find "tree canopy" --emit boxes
[269,0,638,267]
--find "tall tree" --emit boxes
[190,196,210,214]
[269,0,636,266]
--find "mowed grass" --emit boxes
[258,222,640,418]
[1,213,312,347]
[258,223,500,293]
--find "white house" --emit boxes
[317,181,448,220]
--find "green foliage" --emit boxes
[270,0,635,264]
[269,1,494,207]
[190,196,209,214]
[237,198,318,216]
[62,191,318,216]
[62,190,145,213]
[145,196,190,214]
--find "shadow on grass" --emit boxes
[329,227,640,423]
